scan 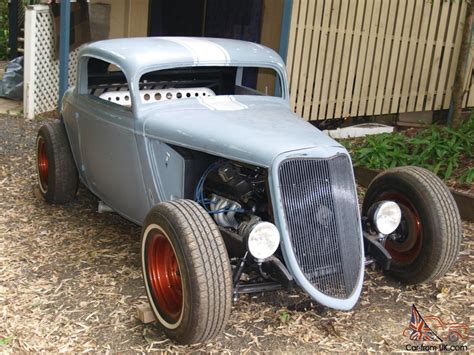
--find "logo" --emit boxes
[403,304,469,352]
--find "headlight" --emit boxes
[246,222,280,260]
[372,201,402,235]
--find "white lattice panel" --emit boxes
[24,5,79,119]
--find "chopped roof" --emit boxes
[79,37,286,79]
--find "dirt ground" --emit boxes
[1,114,472,352]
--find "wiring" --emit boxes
[194,161,245,215]
[194,161,221,209]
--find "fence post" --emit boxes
[275,0,292,97]
[451,0,473,128]
[58,0,71,111]
[23,5,37,120]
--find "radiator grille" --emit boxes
[278,155,361,298]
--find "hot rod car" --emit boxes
[35,37,462,344]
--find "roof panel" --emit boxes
[79,37,286,77]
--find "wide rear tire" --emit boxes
[36,121,78,204]
[362,166,462,284]
[141,199,233,344]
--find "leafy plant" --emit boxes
[0,336,13,346]
[341,115,474,183]
[0,0,8,60]
[23,1,41,5]
[459,168,474,184]
[279,310,290,324]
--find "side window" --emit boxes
[85,58,131,108]
[237,67,282,97]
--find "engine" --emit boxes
[194,159,290,291]
[198,161,270,228]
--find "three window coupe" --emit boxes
[35,37,462,344]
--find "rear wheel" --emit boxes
[141,199,232,344]
[362,166,462,284]
[36,121,78,203]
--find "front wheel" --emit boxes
[141,199,233,344]
[362,166,462,284]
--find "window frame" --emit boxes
[77,55,134,112]
[134,62,288,107]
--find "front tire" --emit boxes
[141,200,233,344]
[36,121,78,204]
[362,166,462,284]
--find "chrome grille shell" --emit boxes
[269,148,364,310]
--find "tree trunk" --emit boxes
[452,0,473,129]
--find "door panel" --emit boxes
[74,96,149,223]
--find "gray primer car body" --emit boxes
[62,37,364,310]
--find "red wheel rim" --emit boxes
[146,230,183,322]
[377,192,422,265]
[37,137,48,192]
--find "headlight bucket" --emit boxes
[369,201,402,235]
[240,219,281,261]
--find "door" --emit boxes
[148,0,263,42]
[73,58,149,223]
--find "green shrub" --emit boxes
[342,116,474,183]
[0,0,8,60]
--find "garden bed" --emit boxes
[341,116,474,195]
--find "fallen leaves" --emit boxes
[0,114,472,352]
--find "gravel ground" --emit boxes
[1,114,472,352]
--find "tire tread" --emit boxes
[37,121,78,203]
[141,199,232,344]
[363,166,462,283]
